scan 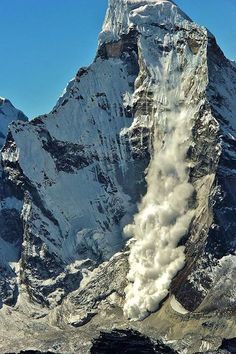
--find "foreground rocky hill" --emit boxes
[0,0,236,353]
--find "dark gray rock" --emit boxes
[91,329,178,354]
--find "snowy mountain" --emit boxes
[0,97,27,148]
[1,0,236,353]
[0,98,27,308]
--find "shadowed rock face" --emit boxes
[170,32,236,313]
[219,338,236,353]
[0,99,27,308]
[90,330,178,354]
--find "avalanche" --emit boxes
[120,0,209,320]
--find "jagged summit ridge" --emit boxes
[100,0,191,44]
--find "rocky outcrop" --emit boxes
[195,338,236,353]
[219,338,236,353]
[90,329,178,354]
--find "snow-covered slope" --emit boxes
[0,98,27,307]
[1,0,236,352]
[0,97,27,148]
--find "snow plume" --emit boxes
[124,64,196,320]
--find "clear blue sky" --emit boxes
[0,0,235,119]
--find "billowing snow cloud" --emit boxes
[123,43,198,320]
[124,102,195,320]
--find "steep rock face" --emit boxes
[0,0,236,352]
[171,34,236,313]
[0,98,27,307]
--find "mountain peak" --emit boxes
[0,97,7,105]
[1,0,236,352]
[0,97,28,147]
[100,0,190,44]
[0,97,16,108]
